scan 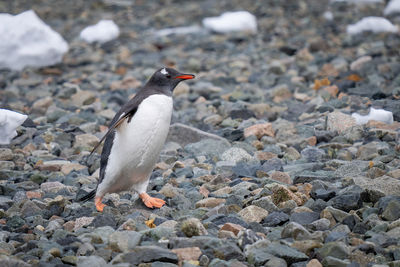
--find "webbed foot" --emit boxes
[139,192,166,209]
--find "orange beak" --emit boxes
[174,74,195,80]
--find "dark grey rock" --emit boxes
[311,188,336,201]
[328,192,362,212]
[21,200,42,217]
[289,212,320,225]
[262,211,289,227]
[262,243,308,264]
[90,214,117,229]
[265,257,287,267]
[261,158,283,172]
[281,222,311,240]
[112,245,178,265]
[169,236,245,261]
[317,242,350,260]
[300,147,326,162]
[381,199,400,221]
[320,256,350,267]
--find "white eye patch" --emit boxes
[160,68,168,75]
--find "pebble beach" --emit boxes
[0,0,400,266]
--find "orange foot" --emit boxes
[139,192,166,209]
[95,196,106,212]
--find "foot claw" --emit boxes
[95,197,106,212]
[139,193,166,209]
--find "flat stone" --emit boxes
[168,123,230,147]
[244,123,275,139]
[271,184,303,206]
[382,200,400,221]
[0,161,15,169]
[74,217,95,231]
[353,176,400,197]
[220,223,245,236]
[320,256,350,267]
[290,212,320,225]
[327,111,357,133]
[39,160,71,171]
[111,245,179,265]
[74,134,99,149]
[263,243,308,265]
[71,90,96,106]
[221,147,253,163]
[159,183,180,198]
[40,181,67,193]
[328,191,362,212]
[172,247,202,262]
[238,205,269,223]
[265,257,288,267]
[20,200,42,217]
[292,240,323,255]
[61,163,86,175]
[77,255,108,267]
[32,96,53,114]
[181,218,208,237]
[270,171,292,184]
[0,148,13,161]
[281,222,311,240]
[109,231,142,252]
[185,139,231,159]
[195,197,226,208]
[262,211,289,227]
[317,241,350,260]
[350,56,372,71]
[244,240,275,266]
[252,196,279,213]
[306,259,323,267]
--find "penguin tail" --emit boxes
[78,189,96,202]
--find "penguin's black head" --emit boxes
[148,67,195,91]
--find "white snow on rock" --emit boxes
[202,11,257,33]
[384,0,400,15]
[80,20,120,44]
[323,11,334,21]
[0,109,28,145]
[0,10,68,71]
[347,16,398,35]
[331,0,383,4]
[352,107,394,125]
[155,25,202,36]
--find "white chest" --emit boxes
[108,94,172,175]
[116,94,172,166]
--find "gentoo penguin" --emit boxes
[79,68,195,212]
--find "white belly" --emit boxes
[97,94,173,195]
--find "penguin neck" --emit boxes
[144,83,175,97]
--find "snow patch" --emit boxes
[323,11,334,21]
[347,16,398,35]
[352,107,394,125]
[155,25,202,36]
[0,10,68,71]
[0,109,28,145]
[331,0,383,4]
[80,20,120,44]
[202,11,257,33]
[384,0,400,15]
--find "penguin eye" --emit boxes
[166,74,171,78]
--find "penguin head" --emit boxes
[148,67,195,91]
